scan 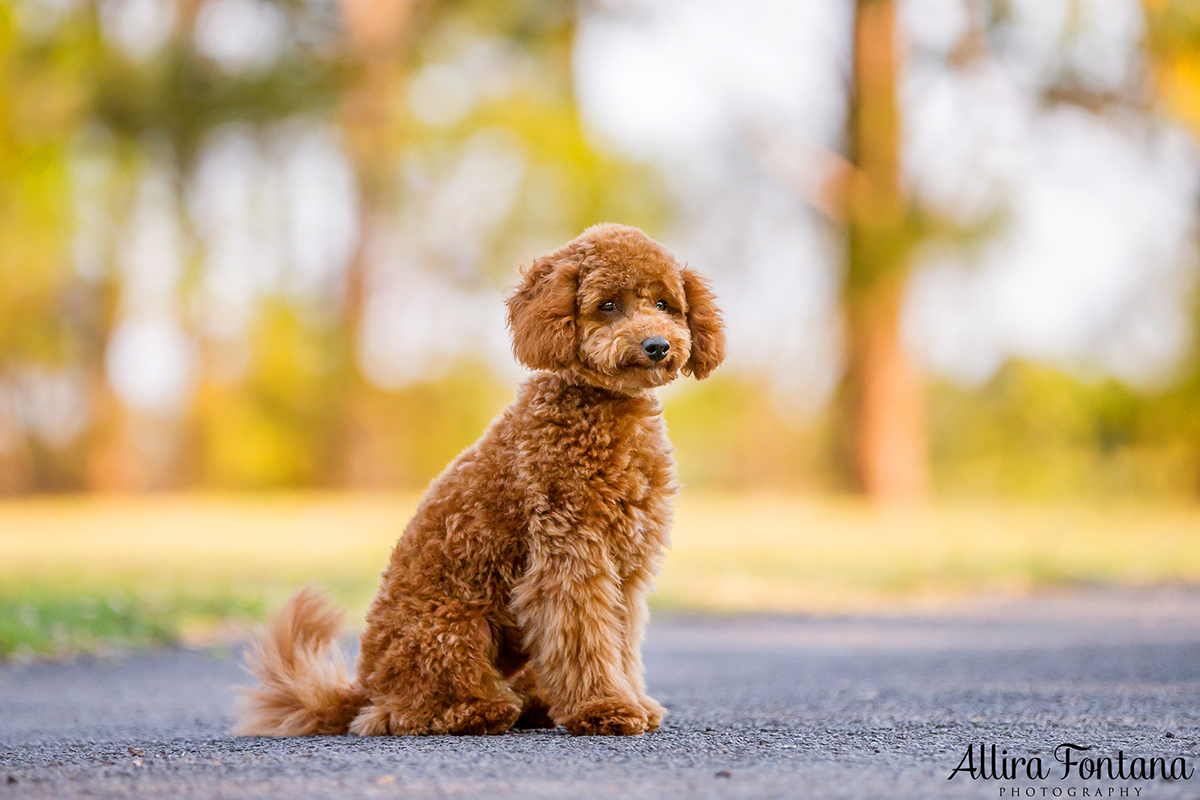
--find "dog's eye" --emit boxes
[655,300,669,311]
[599,301,618,313]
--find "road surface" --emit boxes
[2,588,1200,799]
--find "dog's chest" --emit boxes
[521,381,676,575]
[582,412,674,575]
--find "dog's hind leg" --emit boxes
[351,598,522,736]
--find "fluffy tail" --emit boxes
[234,586,366,736]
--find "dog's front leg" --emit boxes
[512,536,651,735]
[619,569,667,730]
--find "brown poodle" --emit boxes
[234,223,726,737]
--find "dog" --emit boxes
[234,223,726,737]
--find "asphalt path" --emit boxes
[2,588,1200,799]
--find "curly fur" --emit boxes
[235,223,726,737]
[234,587,366,736]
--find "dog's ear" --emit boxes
[681,267,726,380]
[506,253,579,371]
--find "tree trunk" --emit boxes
[841,272,929,500]
[327,0,417,487]
[840,0,929,501]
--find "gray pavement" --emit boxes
[2,588,1200,799]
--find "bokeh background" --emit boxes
[3,0,1200,657]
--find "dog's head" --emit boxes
[506,223,726,392]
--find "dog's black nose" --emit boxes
[642,337,670,362]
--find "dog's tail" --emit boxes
[234,586,367,736]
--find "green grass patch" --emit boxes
[1,492,1198,657]
[0,584,265,659]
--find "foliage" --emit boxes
[0,3,88,363]
[930,361,1199,498]
[0,0,1197,500]
[1145,0,1200,136]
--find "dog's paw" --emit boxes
[437,698,522,736]
[639,695,667,731]
[560,698,650,736]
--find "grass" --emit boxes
[1,492,1198,657]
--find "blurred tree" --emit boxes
[327,0,666,487]
[328,0,418,486]
[1143,0,1200,494]
[88,0,343,491]
[0,0,665,493]
[837,0,930,502]
[0,0,348,492]
[0,2,92,490]
[836,0,1186,502]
